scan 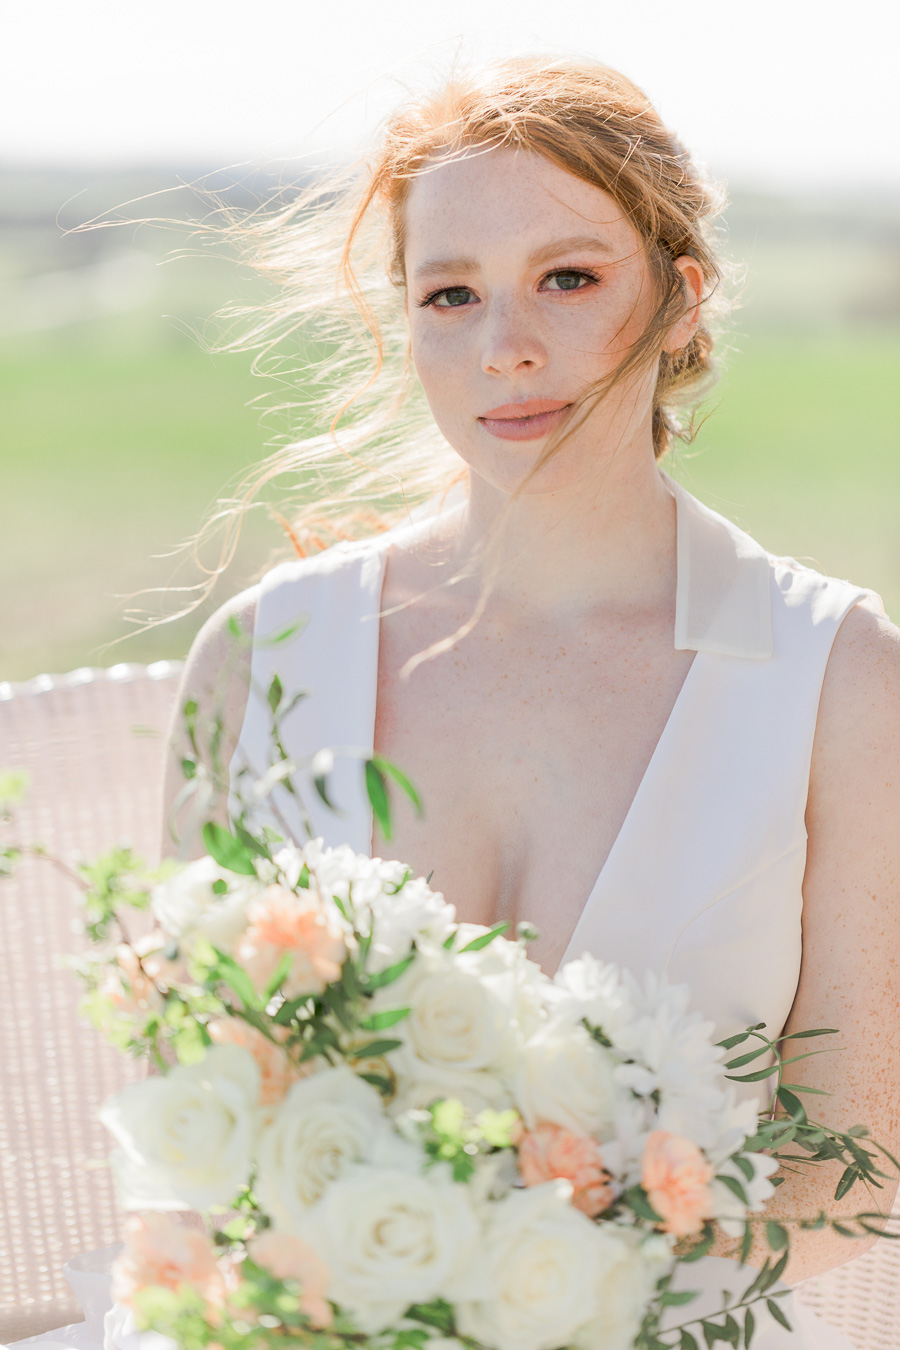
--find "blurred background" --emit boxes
[2,0,898,681]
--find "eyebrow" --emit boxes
[411,234,617,282]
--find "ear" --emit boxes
[664,256,705,353]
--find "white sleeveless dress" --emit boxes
[9,480,870,1350]
[229,474,874,1349]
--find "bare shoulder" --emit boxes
[805,592,900,900]
[161,585,258,856]
[814,594,900,768]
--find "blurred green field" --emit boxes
[2,172,899,681]
[3,324,898,683]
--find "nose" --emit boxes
[480,301,548,378]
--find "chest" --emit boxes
[373,604,695,972]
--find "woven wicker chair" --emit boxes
[0,661,897,1349]
[0,662,183,1343]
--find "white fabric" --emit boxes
[12,476,874,1350]
[232,476,870,1055]
[224,474,872,1348]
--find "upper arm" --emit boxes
[779,599,900,1251]
[161,586,258,859]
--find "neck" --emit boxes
[441,452,677,624]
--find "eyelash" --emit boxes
[417,267,602,309]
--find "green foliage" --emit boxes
[0,768,29,813]
[458,921,509,952]
[416,1096,521,1184]
[202,822,258,876]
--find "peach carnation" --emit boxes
[518,1121,616,1217]
[236,885,345,997]
[642,1130,715,1237]
[111,1213,225,1310]
[248,1230,332,1327]
[207,1017,308,1106]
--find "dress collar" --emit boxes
[402,472,774,662]
[665,473,773,660]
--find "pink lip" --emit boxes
[481,399,571,419]
[478,398,572,442]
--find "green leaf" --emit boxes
[743,1306,756,1347]
[269,620,304,645]
[372,755,424,817]
[202,823,257,876]
[679,1223,716,1263]
[679,1332,699,1350]
[777,1027,838,1040]
[725,1043,773,1070]
[211,950,260,1009]
[348,1038,403,1059]
[725,1064,780,1084]
[716,1030,751,1051]
[358,1072,394,1096]
[267,674,283,714]
[212,878,228,895]
[834,1166,861,1202]
[776,1087,807,1122]
[403,1300,454,1333]
[365,760,392,841]
[459,921,510,952]
[716,1173,750,1206]
[180,757,197,780]
[732,1155,755,1181]
[766,1221,789,1251]
[366,951,416,990]
[623,1183,663,1223]
[659,1290,699,1307]
[765,1299,792,1332]
[359,1007,410,1032]
[234,822,269,858]
[264,951,293,1001]
[738,1221,754,1266]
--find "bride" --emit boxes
[159,57,898,1348]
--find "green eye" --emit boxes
[547,271,588,291]
[435,287,474,307]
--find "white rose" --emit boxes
[515,1015,621,1138]
[572,1228,672,1350]
[99,1044,260,1210]
[150,856,262,953]
[302,1164,480,1334]
[388,1059,515,1118]
[256,1065,414,1231]
[384,937,544,1091]
[455,1181,614,1350]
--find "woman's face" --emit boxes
[403,147,696,496]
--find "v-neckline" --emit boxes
[362,500,705,970]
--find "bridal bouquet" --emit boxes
[68,816,886,1350]
[5,671,896,1350]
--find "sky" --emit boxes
[3,0,899,192]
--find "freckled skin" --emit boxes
[167,147,900,1283]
